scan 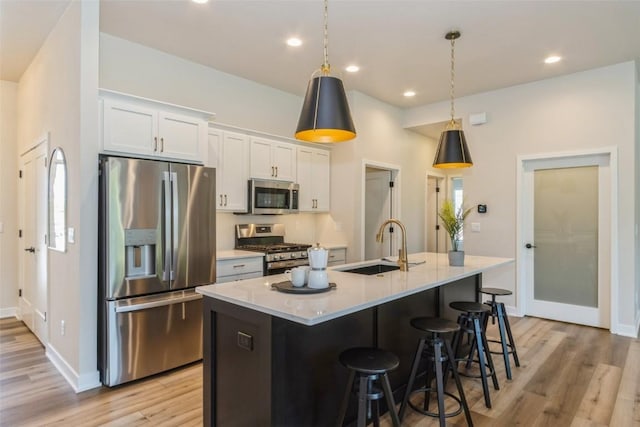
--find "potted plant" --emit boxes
[438,199,472,266]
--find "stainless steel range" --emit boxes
[235,224,311,275]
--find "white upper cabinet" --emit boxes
[101,92,211,162]
[250,137,296,182]
[157,112,204,162]
[102,100,157,156]
[207,129,249,212]
[297,147,330,212]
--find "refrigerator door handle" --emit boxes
[171,171,179,281]
[162,171,172,281]
[114,293,202,313]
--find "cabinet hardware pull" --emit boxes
[154,137,158,152]
[219,194,223,206]
[275,166,278,177]
[224,194,228,206]
[233,264,246,268]
[160,137,164,152]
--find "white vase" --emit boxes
[448,251,465,266]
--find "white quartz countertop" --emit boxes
[216,249,265,260]
[197,252,513,326]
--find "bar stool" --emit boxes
[398,317,473,427]
[450,301,499,408]
[336,347,401,427]
[480,287,520,380]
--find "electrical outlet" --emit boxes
[60,320,66,336]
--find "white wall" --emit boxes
[320,91,437,262]
[0,81,19,317]
[17,1,100,390]
[99,33,302,138]
[405,61,638,334]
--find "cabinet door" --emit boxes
[272,142,296,181]
[250,138,275,180]
[221,132,249,211]
[158,112,203,162]
[103,99,157,156]
[312,150,330,211]
[296,148,314,211]
[207,129,225,209]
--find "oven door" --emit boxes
[267,259,309,275]
[249,179,298,214]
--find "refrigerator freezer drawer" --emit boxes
[104,290,203,386]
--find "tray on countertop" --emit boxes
[271,281,337,294]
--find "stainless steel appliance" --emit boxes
[98,155,216,386]
[247,179,299,215]
[235,223,310,275]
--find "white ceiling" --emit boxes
[2,0,640,110]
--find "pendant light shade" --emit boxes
[295,74,356,143]
[295,0,356,143]
[433,30,472,168]
[433,127,472,168]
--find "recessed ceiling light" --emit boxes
[286,38,302,47]
[191,0,209,4]
[544,55,562,64]
[403,90,416,97]
[345,65,360,73]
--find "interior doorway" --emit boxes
[19,139,49,345]
[518,150,614,329]
[362,162,400,261]
[425,174,446,253]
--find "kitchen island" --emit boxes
[196,253,512,426]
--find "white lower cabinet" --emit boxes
[216,256,263,283]
[207,129,249,212]
[327,248,347,266]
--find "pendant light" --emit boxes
[433,30,473,168]
[295,0,356,143]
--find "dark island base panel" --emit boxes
[203,274,480,427]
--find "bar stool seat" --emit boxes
[450,301,499,409]
[336,347,401,427]
[399,317,473,427]
[480,287,520,380]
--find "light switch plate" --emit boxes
[67,227,75,243]
[471,222,481,232]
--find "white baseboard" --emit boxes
[614,317,640,338]
[505,305,522,317]
[46,343,101,393]
[0,307,17,319]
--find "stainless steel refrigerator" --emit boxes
[98,155,216,386]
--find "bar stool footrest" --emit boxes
[407,388,463,418]
[455,358,497,380]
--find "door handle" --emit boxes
[24,247,35,253]
[525,243,537,249]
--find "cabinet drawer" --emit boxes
[327,248,347,266]
[217,257,263,277]
[217,271,264,284]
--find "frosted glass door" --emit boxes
[533,166,598,307]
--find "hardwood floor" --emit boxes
[0,316,638,426]
[0,318,202,426]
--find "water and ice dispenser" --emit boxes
[124,229,157,278]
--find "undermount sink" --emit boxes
[338,263,400,276]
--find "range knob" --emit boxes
[272,254,281,261]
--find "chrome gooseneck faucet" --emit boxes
[375,219,409,271]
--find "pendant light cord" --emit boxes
[449,35,456,123]
[322,0,330,74]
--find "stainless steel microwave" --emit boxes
[247,179,299,214]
